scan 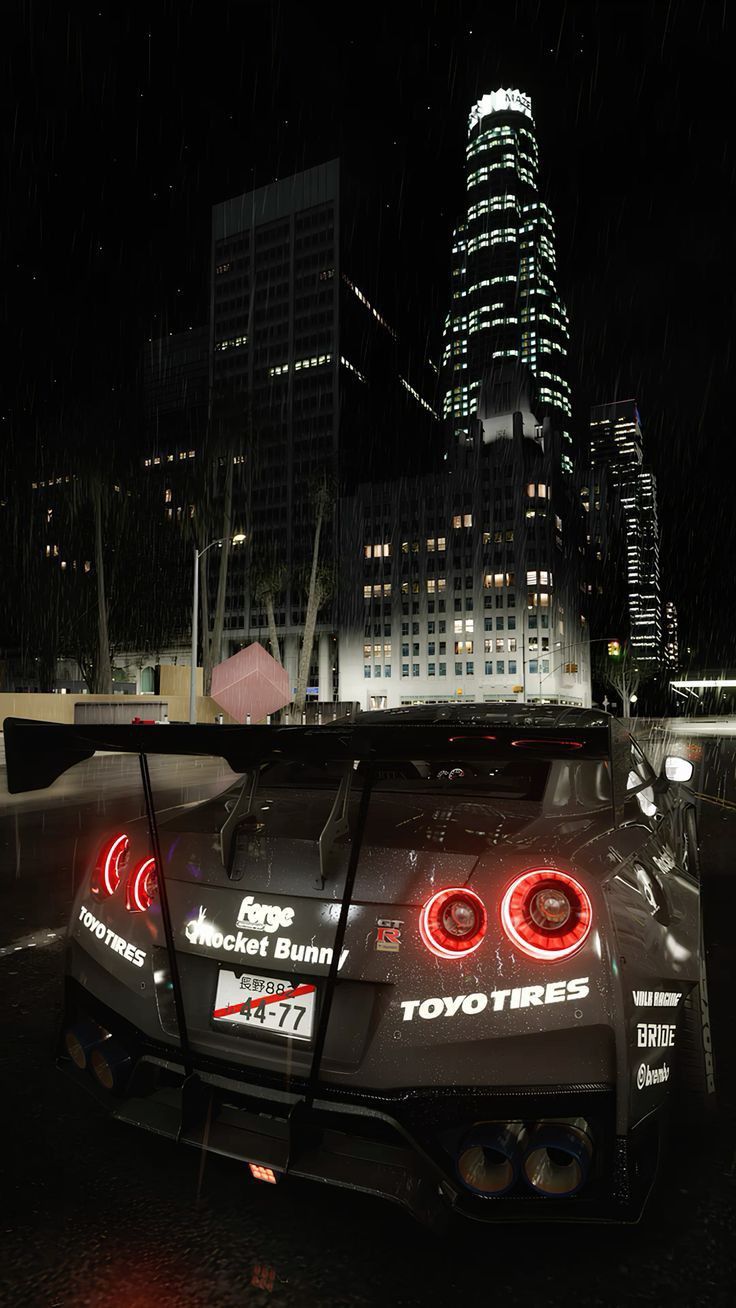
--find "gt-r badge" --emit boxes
[376,919,403,952]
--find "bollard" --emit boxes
[246,714,251,725]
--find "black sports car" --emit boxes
[4,705,714,1226]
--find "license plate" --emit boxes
[212,969,316,1041]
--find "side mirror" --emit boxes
[664,756,694,783]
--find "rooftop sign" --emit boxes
[469,89,533,131]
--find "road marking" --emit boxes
[693,790,736,813]
[0,927,65,959]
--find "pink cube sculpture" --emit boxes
[210,642,291,723]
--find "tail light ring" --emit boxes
[420,887,488,958]
[126,857,158,913]
[500,869,592,960]
[91,833,130,899]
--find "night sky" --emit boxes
[3,0,734,663]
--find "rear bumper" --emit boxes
[59,977,657,1225]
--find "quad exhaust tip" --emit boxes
[456,1121,527,1196]
[456,1117,593,1198]
[65,1023,131,1092]
[64,1020,108,1071]
[522,1117,593,1197]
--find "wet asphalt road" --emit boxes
[1,733,735,1307]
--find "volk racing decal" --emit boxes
[632,989,682,1008]
[376,919,403,952]
[399,977,589,1022]
[77,905,147,968]
[184,905,349,970]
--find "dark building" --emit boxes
[589,399,662,671]
[140,327,210,530]
[143,327,210,455]
[578,464,630,691]
[208,159,436,696]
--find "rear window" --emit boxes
[260,756,611,810]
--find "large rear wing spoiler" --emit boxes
[2,716,615,1124]
[3,717,612,796]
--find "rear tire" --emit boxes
[675,924,716,1116]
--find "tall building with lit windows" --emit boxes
[664,601,679,671]
[442,89,573,472]
[337,90,589,711]
[589,399,662,670]
[209,159,436,698]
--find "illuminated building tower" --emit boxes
[342,86,593,713]
[664,600,679,671]
[589,399,662,670]
[442,89,573,473]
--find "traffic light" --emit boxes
[607,640,621,658]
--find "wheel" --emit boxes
[675,922,716,1116]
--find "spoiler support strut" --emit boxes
[138,753,193,1079]
[303,763,374,1109]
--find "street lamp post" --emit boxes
[189,533,246,725]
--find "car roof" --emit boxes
[353,704,612,730]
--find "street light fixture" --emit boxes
[189,533,246,724]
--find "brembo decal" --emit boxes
[77,905,146,968]
[185,905,348,970]
[376,919,403,953]
[636,1022,676,1048]
[636,1061,670,1089]
[632,990,682,1008]
[399,977,589,1022]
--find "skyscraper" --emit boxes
[442,89,573,474]
[209,160,436,697]
[338,90,590,711]
[664,600,679,671]
[589,399,662,670]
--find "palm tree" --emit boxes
[184,385,249,694]
[251,550,287,664]
[293,477,334,716]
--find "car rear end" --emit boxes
[48,715,660,1225]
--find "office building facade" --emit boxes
[339,366,590,709]
[209,160,436,698]
[590,399,662,670]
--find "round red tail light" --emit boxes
[420,887,487,958]
[501,869,591,960]
[90,833,130,898]
[126,857,158,913]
